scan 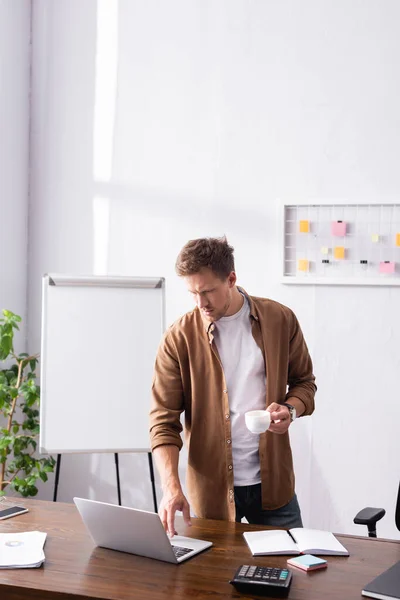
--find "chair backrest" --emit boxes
[396,481,400,532]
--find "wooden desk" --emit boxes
[0,499,399,600]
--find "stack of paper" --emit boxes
[0,531,47,569]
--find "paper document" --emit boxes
[0,531,47,568]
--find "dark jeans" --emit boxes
[234,484,303,528]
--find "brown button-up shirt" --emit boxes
[150,290,316,522]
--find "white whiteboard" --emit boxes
[39,275,165,453]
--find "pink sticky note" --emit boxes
[379,261,395,274]
[331,221,346,236]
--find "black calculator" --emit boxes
[229,564,292,597]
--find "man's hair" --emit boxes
[175,236,235,280]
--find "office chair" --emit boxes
[353,480,400,538]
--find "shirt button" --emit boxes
[225,414,230,420]
[223,389,228,394]
[227,439,231,444]
[228,464,233,470]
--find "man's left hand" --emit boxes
[267,403,291,434]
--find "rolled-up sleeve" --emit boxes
[285,311,316,415]
[149,330,184,451]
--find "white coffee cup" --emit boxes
[245,410,271,434]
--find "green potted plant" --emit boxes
[0,309,55,497]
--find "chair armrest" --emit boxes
[354,507,386,525]
[354,507,386,537]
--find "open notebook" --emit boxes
[243,528,349,556]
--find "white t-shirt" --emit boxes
[213,294,266,486]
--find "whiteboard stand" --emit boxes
[147,452,157,513]
[115,453,122,506]
[52,451,157,511]
[40,274,165,512]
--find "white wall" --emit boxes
[25,0,400,538]
[0,0,31,347]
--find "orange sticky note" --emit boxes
[396,233,400,247]
[299,220,309,233]
[334,246,345,260]
[298,259,309,272]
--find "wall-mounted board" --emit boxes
[282,201,400,285]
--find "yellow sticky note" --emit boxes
[298,259,309,272]
[371,234,379,243]
[321,247,329,255]
[299,220,309,233]
[396,233,400,247]
[334,246,345,260]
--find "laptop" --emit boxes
[73,497,212,564]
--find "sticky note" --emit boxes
[396,233,400,247]
[321,246,329,255]
[287,554,327,572]
[371,234,379,243]
[334,246,345,260]
[299,220,309,233]
[331,221,346,236]
[298,259,309,272]
[379,261,395,274]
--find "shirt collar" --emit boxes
[200,286,259,339]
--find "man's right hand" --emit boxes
[158,485,191,537]
[152,445,191,537]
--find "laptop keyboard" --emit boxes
[172,545,193,559]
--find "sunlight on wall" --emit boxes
[92,0,118,274]
[93,196,110,275]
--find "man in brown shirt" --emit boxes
[150,237,316,536]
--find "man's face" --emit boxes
[184,268,236,322]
